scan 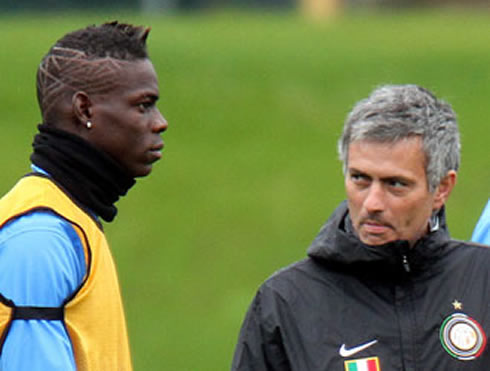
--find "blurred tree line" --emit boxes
[0,0,487,12]
[0,0,136,11]
[0,0,293,11]
[350,0,488,7]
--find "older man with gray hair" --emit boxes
[232,84,489,370]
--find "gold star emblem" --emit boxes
[452,300,463,310]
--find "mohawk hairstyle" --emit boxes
[55,21,150,60]
[37,21,151,121]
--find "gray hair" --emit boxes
[338,84,460,192]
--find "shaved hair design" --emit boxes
[37,21,151,121]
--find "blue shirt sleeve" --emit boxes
[471,199,490,244]
[0,211,86,371]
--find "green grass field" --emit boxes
[1,9,489,370]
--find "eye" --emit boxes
[387,179,407,188]
[138,101,154,112]
[350,172,370,186]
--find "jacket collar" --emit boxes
[307,201,451,275]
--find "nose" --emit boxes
[363,182,385,214]
[152,108,168,133]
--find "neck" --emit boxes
[30,123,135,222]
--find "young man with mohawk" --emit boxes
[0,22,168,370]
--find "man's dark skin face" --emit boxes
[72,58,168,178]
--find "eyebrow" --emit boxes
[144,92,159,100]
[132,92,159,103]
[348,168,414,185]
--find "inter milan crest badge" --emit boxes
[440,313,487,360]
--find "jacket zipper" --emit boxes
[402,254,411,273]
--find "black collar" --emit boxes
[30,123,135,222]
[307,201,451,275]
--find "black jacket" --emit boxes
[232,202,490,370]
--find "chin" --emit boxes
[360,235,394,246]
[132,166,153,178]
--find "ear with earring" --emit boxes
[86,121,92,129]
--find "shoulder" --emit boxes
[2,210,77,236]
[472,213,490,245]
[444,239,490,272]
[266,257,340,285]
[471,199,490,244]
[258,257,340,304]
[0,210,85,266]
[0,210,86,306]
[450,239,490,254]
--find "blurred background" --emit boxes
[0,1,489,370]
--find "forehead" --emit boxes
[347,137,427,180]
[110,58,159,96]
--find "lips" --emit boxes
[360,219,393,234]
[149,141,164,160]
[151,142,164,151]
